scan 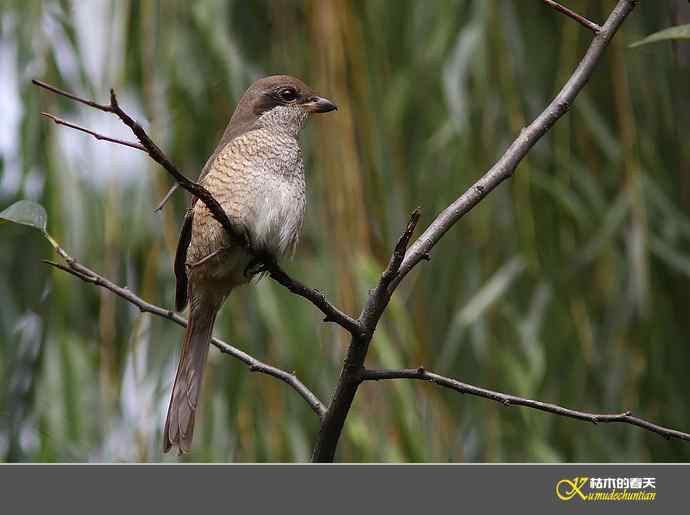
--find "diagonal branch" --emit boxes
[33,78,361,337]
[154,183,179,212]
[388,0,635,293]
[542,0,602,34]
[363,368,690,442]
[42,246,326,419]
[265,263,364,336]
[32,79,244,245]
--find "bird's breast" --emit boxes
[188,130,306,287]
[249,156,305,257]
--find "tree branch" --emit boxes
[40,112,145,151]
[32,78,245,246]
[388,0,635,293]
[32,78,361,337]
[154,183,179,212]
[41,247,326,419]
[363,368,690,442]
[265,262,363,336]
[361,208,421,332]
[542,0,602,34]
[311,0,638,462]
[311,210,421,461]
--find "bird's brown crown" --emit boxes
[244,75,336,116]
[225,75,336,139]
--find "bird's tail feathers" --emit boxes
[163,296,220,454]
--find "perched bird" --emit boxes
[164,75,337,454]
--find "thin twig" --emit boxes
[363,368,690,442]
[32,79,112,111]
[154,183,179,212]
[32,79,243,245]
[41,112,146,151]
[42,251,326,419]
[542,0,602,34]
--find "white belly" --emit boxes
[250,172,305,257]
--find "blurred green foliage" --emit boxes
[1,0,690,462]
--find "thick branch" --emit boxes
[311,209,421,462]
[42,247,326,419]
[542,0,602,34]
[33,79,360,337]
[389,0,635,293]
[311,0,637,462]
[363,368,690,442]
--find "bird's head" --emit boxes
[230,75,337,137]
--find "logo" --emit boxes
[556,476,656,502]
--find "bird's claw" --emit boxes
[244,257,268,278]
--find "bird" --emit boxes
[164,75,337,454]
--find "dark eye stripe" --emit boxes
[252,86,302,117]
[279,87,298,101]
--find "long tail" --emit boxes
[164,297,219,454]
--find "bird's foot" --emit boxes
[244,257,267,278]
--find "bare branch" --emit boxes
[542,0,602,34]
[32,79,113,111]
[154,183,179,212]
[381,208,422,288]
[361,208,421,332]
[41,112,145,151]
[43,246,326,419]
[265,261,363,336]
[389,0,636,292]
[32,79,245,246]
[363,368,690,443]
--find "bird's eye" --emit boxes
[279,88,298,102]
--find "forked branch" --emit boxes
[310,0,640,462]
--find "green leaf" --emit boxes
[0,200,48,233]
[629,24,690,48]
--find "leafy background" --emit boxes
[1,0,689,462]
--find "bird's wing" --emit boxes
[174,210,194,311]
[172,120,267,310]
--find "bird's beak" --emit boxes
[303,96,338,113]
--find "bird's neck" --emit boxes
[256,106,309,138]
